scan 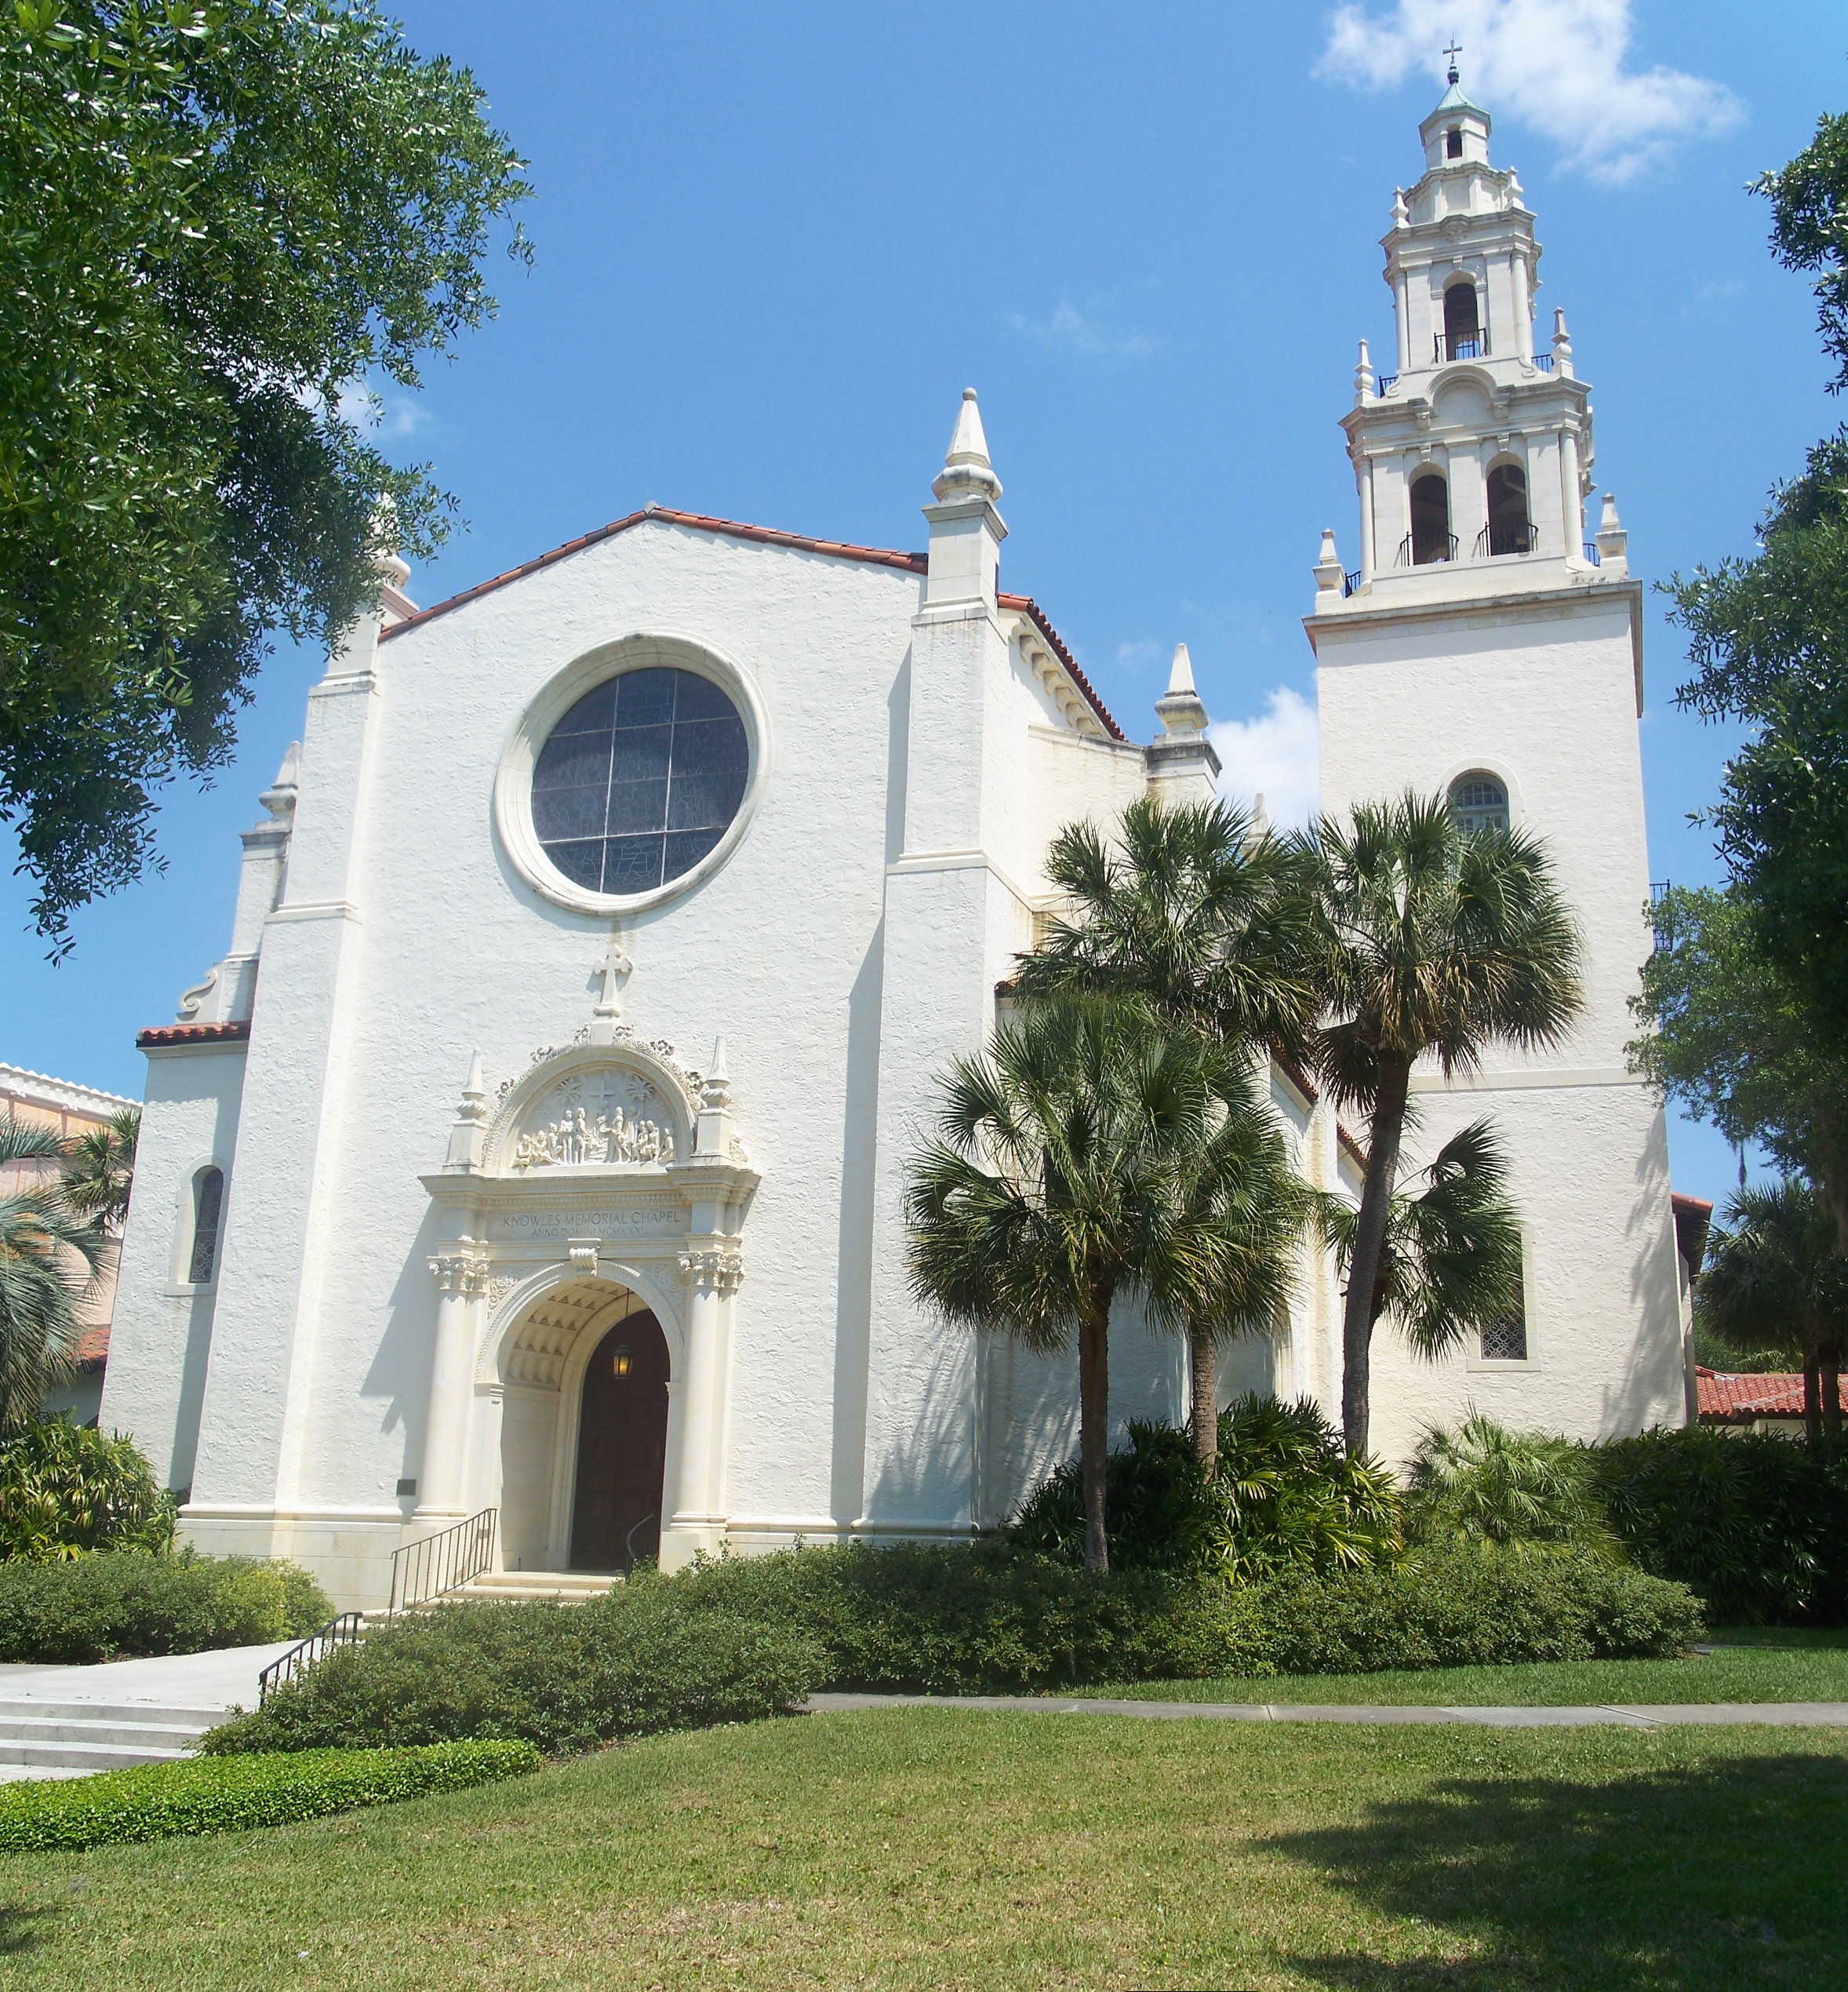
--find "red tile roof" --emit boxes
[1695,1366,1846,1422]
[1672,1192,1715,1276]
[374,504,1124,741]
[136,1021,251,1050]
[73,1324,109,1368]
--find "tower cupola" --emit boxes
[1313,58,1621,609]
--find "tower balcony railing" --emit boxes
[1395,532,1458,568]
[1342,568,1362,597]
[1373,371,1399,396]
[1435,327,1490,362]
[1582,541,1602,566]
[1532,352,1555,373]
[1474,520,1541,559]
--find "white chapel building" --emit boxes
[102,78,1688,1608]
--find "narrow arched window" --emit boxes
[1486,463,1534,555]
[1446,126,1463,160]
[187,1167,224,1285]
[1410,473,1453,565]
[1442,281,1481,361]
[1449,773,1508,836]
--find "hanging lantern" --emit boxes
[612,1344,634,1381]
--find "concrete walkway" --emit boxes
[0,1641,293,1716]
[806,1691,1848,1731]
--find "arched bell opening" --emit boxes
[1484,461,1535,557]
[1441,279,1482,362]
[1409,472,1454,566]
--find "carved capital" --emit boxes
[429,1251,489,1295]
[567,1236,602,1276]
[679,1247,744,1295]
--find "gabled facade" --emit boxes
[101,79,1690,1609]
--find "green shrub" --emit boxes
[1588,1426,1848,1625]
[203,1538,1701,1742]
[1009,1399,1402,1582]
[1407,1415,1621,1556]
[1247,1548,1704,1675]
[202,1583,822,1754]
[0,1416,175,1560]
[666,1540,1257,1694]
[0,1550,331,1662]
[0,1740,538,1852]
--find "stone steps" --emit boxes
[0,1697,227,1780]
[453,1570,620,1604]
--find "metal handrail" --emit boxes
[1342,567,1362,597]
[1583,541,1602,566]
[1474,520,1541,559]
[1435,327,1490,362]
[1533,352,1555,373]
[259,1611,365,1701]
[1374,371,1399,395]
[1396,531,1459,567]
[388,1506,498,1615]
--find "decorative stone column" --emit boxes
[417,1248,482,1520]
[668,1244,744,1553]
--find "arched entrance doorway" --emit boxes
[569,1310,670,1570]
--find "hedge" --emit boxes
[0,1417,175,1561]
[206,1542,1702,1753]
[202,1582,823,1755]
[0,1551,332,1662]
[1588,1426,1848,1626]
[671,1542,1701,1690]
[0,1740,540,1852]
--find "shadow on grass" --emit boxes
[1265,1751,1848,1990]
[0,1906,60,1957]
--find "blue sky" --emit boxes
[4,1,1842,1207]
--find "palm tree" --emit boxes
[0,1115,109,1430]
[60,1107,139,1229]
[1173,1076,1308,1473]
[1301,791,1582,1455]
[1011,795,1317,1051]
[1313,1120,1526,1366]
[1010,796,1315,1466]
[1406,1413,1617,1556]
[906,996,1232,1572]
[1701,1178,1848,1442]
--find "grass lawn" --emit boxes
[1078,1628,1848,1708]
[3,1708,1846,1990]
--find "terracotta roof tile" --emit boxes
[136,1021,250,1050]
[73,1324,109,1368]
[374,506,1124,741]
[1695,1367,1846,1422]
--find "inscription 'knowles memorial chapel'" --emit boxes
[100,77,1690,1609]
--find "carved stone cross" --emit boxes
[594,940,634,1019]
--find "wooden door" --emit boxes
[569,1311,670,1571]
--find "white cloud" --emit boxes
[1209,686,1320,831]
[1316,1,1741,184]
[1114,638,1166,675]
[1008,299,1160,362]
[333,381,430,438]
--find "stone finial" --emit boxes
[931,388,1002,506]
[1355,338,1374,404]
[1507,167,1524,207]
[1314,527,1345,597]
[445,1049,491,1171]
[1552,308,1573,378]
[701,1036,733,1111]
[1595,491,1629,577]
[1155,643,1209,737]
[1391,187,1409,229]
[370,497,411,592]
[259,740,301,822]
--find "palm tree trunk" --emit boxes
[1341,1049,1410,1457]
[1189,1324,1217,1475]
[1803,1353,1823,1446]
[1079,1297,1111,1574]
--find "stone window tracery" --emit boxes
[1448,772,1508,836]
[531,668,748,896]
[187,1167,224,1285]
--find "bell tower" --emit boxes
[1304,62,1689,1455]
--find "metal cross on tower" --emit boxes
[1442,38,1462,84]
